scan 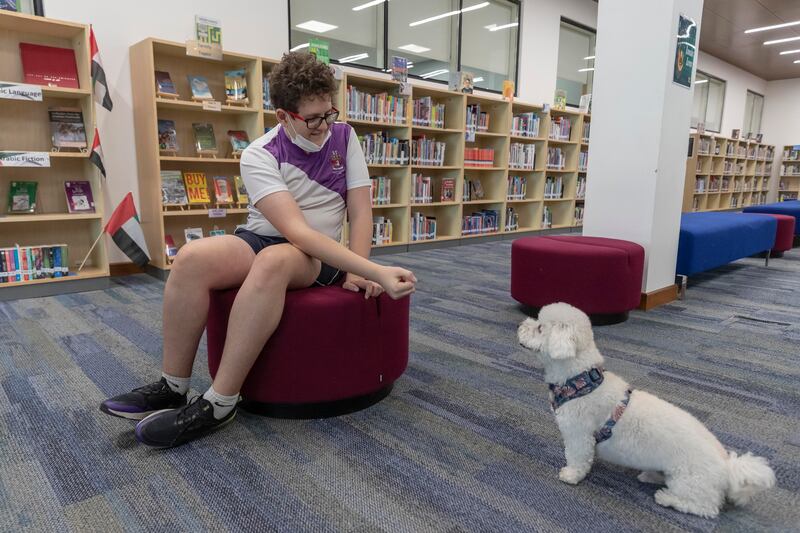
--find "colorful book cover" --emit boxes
[8,181,37,213]
[234,175,249,205]
[64,180,95,213]
[158,119,179,152]
[183,172,211,204]
[155,70,178,96]
[188,75,213,100]
[61,244,70,275]
[19,43,80,88]
[391,56,408,83]
[10,249,20,281]
[308,38,330,64]
[42,246,51,277]
[441,178,455,202]
[227,130,250,152]
[161,170,188,206]
[213,176,233,203]
[52,246,61,278]
[449,71,474,94]
[503,80,515,100]
[32,247,44,279]
[165,235,178,259]
[224,69,248,101]
[184,227,204,242]
[49,107,87,148]
[1,1,19,12]
[192,122,217,152]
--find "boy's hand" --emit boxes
[343,273,384,299]
[373,266,417,300]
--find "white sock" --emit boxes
[161,372,190,395]
[202,386,239,419]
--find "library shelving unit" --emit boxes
[0,11,108,298]
[778,145,800,202]
[576,113,590,227]
[131,38,590,268]
[544,108,583,229]
[683,132,774,212]
[130,38,269,274]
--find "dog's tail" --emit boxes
[725,451,776,506]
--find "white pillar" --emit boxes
[583,0,703,296]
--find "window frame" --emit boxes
[287,0,521,95]
[556,17,597,108]
[744,89,764,137]
[692,70,726,134]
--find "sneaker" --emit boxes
[134,396,236,448]
[100,378,187,420]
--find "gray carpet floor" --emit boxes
[1,240,799,532]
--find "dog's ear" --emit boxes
[547,323,578,359]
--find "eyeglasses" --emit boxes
[286,107,339,129]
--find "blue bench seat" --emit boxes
[743,201,800,235]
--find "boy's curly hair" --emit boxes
[269,52,338,112]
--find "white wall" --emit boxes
[517,0,597,105]
[44,0,290,262]
[694,51,767,137]
[762,79,800,199]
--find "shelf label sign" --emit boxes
[208,208,227,218]
[202,100,221,112]
[673,14,697,89]
[0,151,51,167]
[0,82,43,101]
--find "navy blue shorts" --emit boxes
[233,228,343,287]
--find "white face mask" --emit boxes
[285,117,331,153]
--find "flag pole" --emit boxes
[78,229,105,272]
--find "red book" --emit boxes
[20,43,80,88]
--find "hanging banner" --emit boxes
[673,14,697,89]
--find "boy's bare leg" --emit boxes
[161,236,256,377]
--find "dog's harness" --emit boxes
[548,367,633,444]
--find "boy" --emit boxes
[101,52,416,447]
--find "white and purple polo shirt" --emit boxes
[239,122,370,241]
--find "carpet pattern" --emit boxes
[1,241,799,532]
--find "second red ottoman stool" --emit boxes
[511,236,645,325]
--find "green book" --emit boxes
[8,181,37,213]
[192,122,217,153]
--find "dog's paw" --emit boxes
[559,467,586,485]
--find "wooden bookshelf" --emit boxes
[131,38,592,269]
[0,11,108,292]
[778,144,800,202]
[683,133,775,212]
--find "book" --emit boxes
[234,175,249,205]
[1,1,19,12]
[227,130,250,153]
[49,107,87,149]
[470,179,485,200]
[165,235,178,261]
[579,93,592,113]
[161,170,188,206]
[155,70,178,96]
[449,71,474,93]
[19,43,80,88]
[192,122,217,153]
[184,227,204,242]
[263,76,273,110]
[183,172,211,204]
[158,119,179,152]
[188,75,213,100]
[756,133,764,143]
[213,176,233,203]
[391,56,408,83]
[224,69,248,102]
[308,38,330,64]
[441,178,455,202]
[8,181,37,213]
[731,128,740,140]
[64,181,95,213]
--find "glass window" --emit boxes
[460,0,520,92]
[388,0,459,84]
[289,0,384,69]
[744,90,764,137]
[556,19,596,108]
[691,71,725,133]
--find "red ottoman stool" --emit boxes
[746,213,795,257]
[207,286,410,418]
[511,236,645,325]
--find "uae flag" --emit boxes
[106,192,150,267]
[90,128,106,178]
[90,26,113,111]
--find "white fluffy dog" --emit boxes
[517,302,776,518]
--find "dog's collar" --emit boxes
[548,367,604,410]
